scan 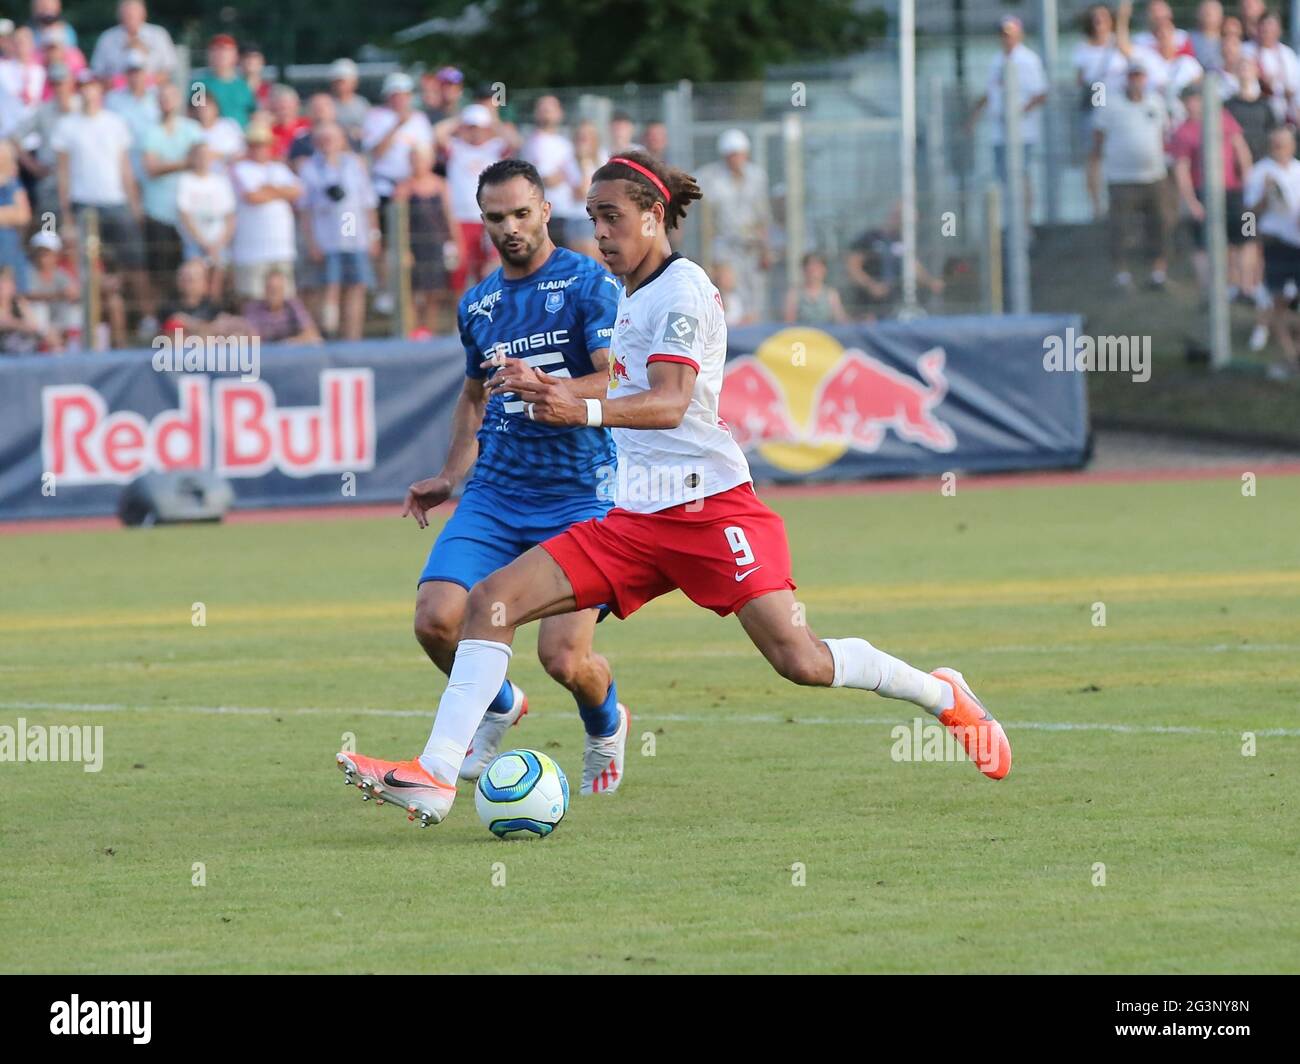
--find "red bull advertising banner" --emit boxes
[720,316,1087,482]
[0,316,1086,519]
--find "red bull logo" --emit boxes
[811,348,955,452]
[718,328,955,474]
[717,360,799,447]
[41,371,375,486]
[609,352,630,390]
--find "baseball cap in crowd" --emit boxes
[460,103,492,128]
[125,51,147,71]
[382,71,414,97]
[210,33,237,50]
[30,231,63,252]
[0,19,15,36]
[436,66,464,85]
[40,24,68,47]
[329,58,358,81]
[717,128,750,156]
[47,62,69,83]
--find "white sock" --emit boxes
[823,637,952,715]
[419,639,512,783]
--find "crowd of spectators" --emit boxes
[1065,0,1300,377]
[0,0,948,355]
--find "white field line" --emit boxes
[1,701,1297,737]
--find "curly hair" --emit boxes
[589,150,702,231]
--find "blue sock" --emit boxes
[578,680,620,738]
[484,678,516,715]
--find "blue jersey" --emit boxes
[459,247,620,502]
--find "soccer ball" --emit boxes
[475,749,570,839]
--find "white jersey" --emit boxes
[607,255,751,513]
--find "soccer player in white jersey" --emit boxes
[336,151,1012,827]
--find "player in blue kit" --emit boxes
[398,159,630,797]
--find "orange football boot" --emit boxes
[336,751,457,827]
[932,668,1012,780]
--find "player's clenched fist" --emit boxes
[402,475,454,528]
[516,369,587,426]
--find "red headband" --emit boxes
[608,156,670,203]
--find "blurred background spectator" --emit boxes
[55,72,148,343]
[140,80,202,305]
[784,251,849,325]
[90,0,175,85]
[299,120,377,340]
[198,33,255,129]
[1090,62,1170,290]
[437,102,514,292]
[523,95,582,250]
[0,262,49,352]
[242,266,320,344]
[400,144,459,336]
[193,95,244,172]
[329,58,370,145]
[176,141,236,303]
[229,119,301,302]
[240,42,270,112]
[24,229,79,349]
[699,128,772,322]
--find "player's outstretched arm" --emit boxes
[519,361,694,430]
[402,377,487,528]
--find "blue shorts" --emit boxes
[419,480,613,590]
[321,250,374,288]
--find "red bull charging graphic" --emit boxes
[719,328,956,474]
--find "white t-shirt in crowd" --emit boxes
[987,44,1050,145]
[201,117,245,170]
[1134,28,1191,53]
[50,108,132,205]
[607,255,751,513]
[1131,47,1203,124]
[1244,156,1300,246]
[522,129,582,218]
[446,135,508,222]
[1094,90,1168,184]
[1244,41,1300,123]
[230,158,300,265]
[1072,38,1128,99]
[177,170,237,246]
[0,59,45,116]
[361,107,433,194]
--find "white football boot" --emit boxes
[458,682,528,781]
[581,702,629,795]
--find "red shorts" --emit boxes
[452,222,498,292]
[541,483,797,619]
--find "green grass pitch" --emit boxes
[1,475,1297,973]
